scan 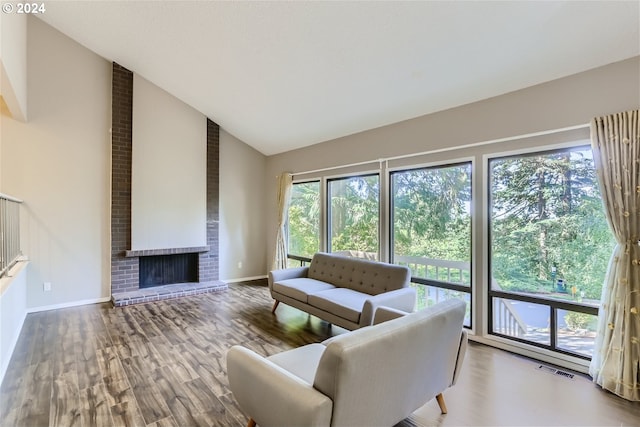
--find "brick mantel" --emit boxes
[124,247,210,258]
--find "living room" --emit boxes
[1,2,639,426]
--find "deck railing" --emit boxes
[0,193,23,278]
[395,255,470,285]
[491,290,527,337]
[394,255,526,337]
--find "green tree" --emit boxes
[329,175,379,254]
[490,149,614,299]
[288,182,320,258]
[392,164,471,263]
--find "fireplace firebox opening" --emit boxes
[139,253,198,288]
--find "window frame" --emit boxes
[389,160,474,328]
[486,144,605,360]
[287,179,322,260]
[284,132,605,368]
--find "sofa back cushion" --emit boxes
[307,252,410,296]
[313,299,466,427]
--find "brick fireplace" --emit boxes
[110,63,226,307]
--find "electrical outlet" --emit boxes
[43,282,52,292]
[237,261,242,269]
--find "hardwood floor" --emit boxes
[1,281,638,427]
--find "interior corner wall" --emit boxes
[0,12,27,121]
[264,56,640,266]
[219,129,267,280]
[0,16,111,309]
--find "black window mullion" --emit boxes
[550,306,557,350]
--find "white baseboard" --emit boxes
[26,296,112,313]
[223,275,267,284]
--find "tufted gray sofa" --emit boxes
[268,252,415,330]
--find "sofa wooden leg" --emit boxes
[271,300,280,314]
[436,393,448,414]
[247,418,256,427]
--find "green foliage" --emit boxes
[392,165,471,263]
[490,148,614,300]
[564,311,594,331]
[288,182,320,258]
[329,175,380,254]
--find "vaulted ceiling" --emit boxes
[37,1,640,155]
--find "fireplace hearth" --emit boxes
[111,245,226,307]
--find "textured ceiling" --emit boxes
[36,1,640,155]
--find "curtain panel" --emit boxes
[589,109,639,401]
[272,173,293,270]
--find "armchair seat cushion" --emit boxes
[268,343,326,385]
[308,288,369,324]
[272,278,336,303]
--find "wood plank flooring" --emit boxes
[1,280,638,427]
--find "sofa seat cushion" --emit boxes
[308,288,369,323]
[272,278,336,303]
[267,343,326,385]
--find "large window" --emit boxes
[288,181,320,264]
[283,140,614,366]
[489,147,614,358]
[391,163,472,326]
[328,175,380,259]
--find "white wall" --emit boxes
[0,16,269,313]
[220,129,267,280]
[132,74,206,251]
[0,16,111,309]
[0,11,27,121]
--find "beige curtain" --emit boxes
[272,172,293,270]
[589,110,639,401]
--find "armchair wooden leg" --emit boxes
[271,300,280,314]
[436,393,448,414]
[247,418,256,427]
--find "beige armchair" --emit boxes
[227,299,468,427]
